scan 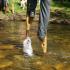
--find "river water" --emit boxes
[0,20,70,70]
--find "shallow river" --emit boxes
[0,20,70,70]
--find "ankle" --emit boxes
[40,36,47,54]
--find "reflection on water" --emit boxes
[0,20,70,70]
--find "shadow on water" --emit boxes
[0,20,70,70]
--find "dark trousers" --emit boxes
[27,0,50,40]
[0,0,2,10]
[0,0,5,11]
[27,0,37,17]
[38,0,50,40]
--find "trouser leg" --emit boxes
[1,0,4,11]
[38,0,50,54]
[27,0,37,17]
[26,0,37,36]
[38,0,50,40]
[4,0,9,13]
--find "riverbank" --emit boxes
[0,11,70,25]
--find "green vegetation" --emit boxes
[8,0,24,13]
[1,0,70,18]
[51,0,70,19]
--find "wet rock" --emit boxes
[50,19,70,24]
[9,13,26,21]
[3,16,9,21]
[0,12,9,20]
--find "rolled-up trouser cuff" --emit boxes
[38,0,50,40]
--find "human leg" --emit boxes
[11,0,14,14]
[38,0,50,54]
[4,0,9,13]
[26,0,37,36]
